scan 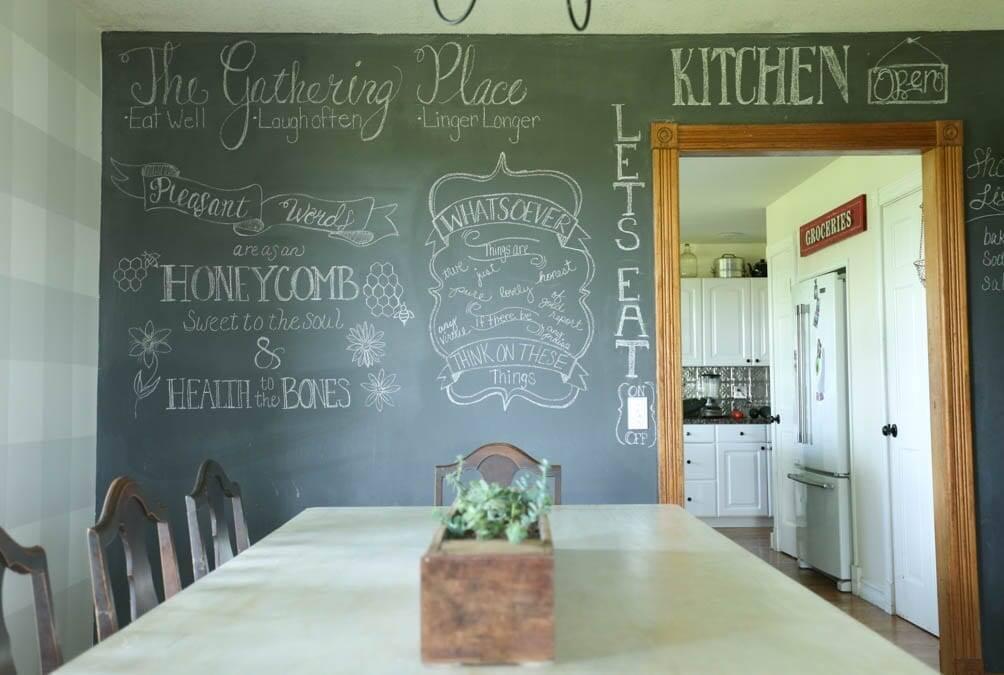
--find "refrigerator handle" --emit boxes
[795,304,806,444]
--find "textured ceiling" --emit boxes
[680,156,838,243]
[73,0,1004,33]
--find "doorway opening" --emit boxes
[651,122,981,675]
[677,153,937,666]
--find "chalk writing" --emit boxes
[428,153,594,409]
[670,45,850,106]
[969,146,1004,294]
[867,37,948,105]
[110,159,398,246]
[415,42,542,144]
[254,336,285,370]
[611,105,651,381]
[218,40,402,149]
[119,42,208,132]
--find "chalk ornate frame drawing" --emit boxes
[651,121,982,675]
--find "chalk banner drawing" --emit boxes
[109,159,398,246]
[427,153,595,410]
[867,37,948,105]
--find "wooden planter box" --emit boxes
[420,515,554,665]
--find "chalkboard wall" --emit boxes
[99,32,1004,667]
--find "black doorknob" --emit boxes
[882,423,899,438]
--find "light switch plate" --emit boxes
[627,396,648,430]
[731,384,748,399]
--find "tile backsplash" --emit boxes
[683,366,771,413]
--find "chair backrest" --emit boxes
[0,528,62,675]
[87,477,182,641]
[434,443,562,506]
[185,460,250,581]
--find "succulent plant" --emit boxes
[440,458,552,544]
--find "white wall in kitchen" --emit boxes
[765,155,919,612]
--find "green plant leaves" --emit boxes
[440,457,553,543]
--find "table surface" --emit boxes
[57,505,934,674]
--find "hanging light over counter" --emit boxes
[433,0,592,31]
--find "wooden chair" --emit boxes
[0,527,62,674]
[185,460,250,581]
[87,477,182,641]
[434,443,562,506]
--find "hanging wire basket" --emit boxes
[914,205,926,286]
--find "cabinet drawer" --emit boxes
[684,480,718,517]
[716,425,769,444]
[684,443,716,480]
[683,425,715,443]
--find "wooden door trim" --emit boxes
[651,121,982,675]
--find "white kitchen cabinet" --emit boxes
[684,479,718,517]
[680,279,703,366]
[717,442,770,517]
[699,278,769,366]
[749,278,770,365]
[685,424,771,522]
[702,278,750,366]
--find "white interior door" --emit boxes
[882,178,939,636]
[767,244,798,556]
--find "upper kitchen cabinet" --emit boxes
[681,279,704,366]
[702,278,750,366]
[696,278,769,367]
[749,278,770,365]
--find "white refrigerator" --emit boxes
[787,271,853,591]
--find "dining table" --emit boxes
[55,505,934,673]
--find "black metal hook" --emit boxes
[433,0,478,25]
[432,0,591,31]
[567,0,592,31]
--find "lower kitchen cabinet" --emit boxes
[717,443,769,517]
[684,479,718,517]
[684,424,771,520]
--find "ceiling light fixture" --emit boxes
[433,0,591,31]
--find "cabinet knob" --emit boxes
[746,359,752,363]
[761,446,766,451]
[739,431,745,436]
[686,459,692,464]
[685,431,691,436]
[755,359,760,363]
[687,497,693,502]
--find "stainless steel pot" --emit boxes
[711,253,746,278]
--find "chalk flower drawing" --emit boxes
[346,321,386,368]
[113,251,160,292]
[129,320,171,418]
[361,369,401,412]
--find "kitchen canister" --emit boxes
[711,253,746,278]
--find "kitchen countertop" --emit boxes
[683,417,773,425]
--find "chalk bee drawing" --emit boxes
[427,153,595,410]
[345,321,386,368]
[867,37,948,105]
[129,320,171,417]
[361,369,401,412]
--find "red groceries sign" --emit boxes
[799,195,867,257]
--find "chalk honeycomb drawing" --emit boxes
[113,251,159,292]
[363,262,413,324]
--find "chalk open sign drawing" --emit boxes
[867,36,948,105]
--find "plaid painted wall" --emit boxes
[0,1,101,670]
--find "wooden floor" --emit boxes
[717,527,940,671]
